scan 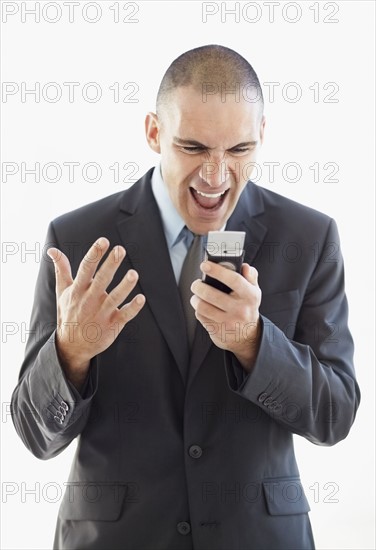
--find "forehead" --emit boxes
[161,86,262,144]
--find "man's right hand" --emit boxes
[47,237,145,390]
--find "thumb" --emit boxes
[47,247,73,297]
[241,263,259,285]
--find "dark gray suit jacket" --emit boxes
[11,168,360,550]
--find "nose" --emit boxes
[199,157,230,188]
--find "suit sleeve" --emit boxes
[11,222,99,460]
[225,218,360,446]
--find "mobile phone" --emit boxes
[203,230,246,293]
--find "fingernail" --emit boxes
[127,270,136,281]
[113,245,125,261]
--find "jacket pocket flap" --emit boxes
[59,483,129,521]
[260,289,300,314]
[263,477,310,516]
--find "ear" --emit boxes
[145,112,161,154]
[259,115,266,145]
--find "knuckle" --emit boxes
[93,269,107,286]
[80,258,92,273]
[122,305,135,323]
[106,291,119,308]
[89,242,105,260]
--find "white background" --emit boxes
[1,1,375,548]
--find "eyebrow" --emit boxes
[173,137,258,149]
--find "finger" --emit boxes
[47,247,73,297]
[191,294,226,322]
[75,237,110,290]
[105,268,140,310]
[117,293,146,324]
[241,263,258,285]
[91,245,126,293]
[191,279,231,311]
[200,261,245,294]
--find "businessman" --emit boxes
[11,45,360,550]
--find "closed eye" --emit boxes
[174,138,257,155]
[181,146,251,154]
[229,146,254,154]
[180,146,205,153]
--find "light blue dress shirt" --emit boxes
[151,164,188,283]
[151,163,226,283]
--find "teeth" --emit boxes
[195,189,226,199]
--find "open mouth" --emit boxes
[190,187,230,210]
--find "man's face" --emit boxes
[145,86,265,235]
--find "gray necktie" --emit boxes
[179,230,203,348]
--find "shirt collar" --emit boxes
[151,163,186,249]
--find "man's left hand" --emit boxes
[191,262,262,373]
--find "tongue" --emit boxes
[193,190,222,209]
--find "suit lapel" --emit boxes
[186,182,268,391]
[226,181,268,266]
[115,170,190,382]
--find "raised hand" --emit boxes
[47,237,145,389]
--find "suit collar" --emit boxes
[119,167,155,215]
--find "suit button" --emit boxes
[56,410,64,421]
[258,392,268,403]
[188,445,203,459]
[177,521,191,535]
[61,401,69,411]
[264,397,274,406]
[54,415,63,424]
[269,400,279,410]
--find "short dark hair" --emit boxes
[156,44,264,115]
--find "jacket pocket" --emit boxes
[262,477,310,516]
[59,482,133,521]
[260,289,300,314]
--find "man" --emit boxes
[11,45,360,550]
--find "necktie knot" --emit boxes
[180,226,195,250]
